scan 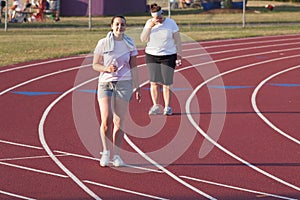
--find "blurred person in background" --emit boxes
[8,0,23,22]
[48,0,59,21]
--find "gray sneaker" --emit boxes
[163,107,173,116]
[100,150,110,167]
[148,105,160,115]
[112,155,124,167]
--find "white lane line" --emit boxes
[0,139,43,150]
[199,36,300,50]
[0,56,84,74]
[2,38,299,198]
[177,46,300,74]
[0,139,162,173]
[54,150,163,173]
[0,139,165,199]
[180,176,297,200]
[186,54,300,192]
[0,190,36,200]
[184,41,300,58]
[251,65,300,145]
[124,135,217,200]
[0,154,68,162]
[84,180,169,200]
[53,150,99,161]
[4,49,299,198]
[38,77,101,200]
[2,43,300,98]
[37,77,168,199]
[0,64,90,96]
[0,159,165,200]
[36,67,215,199]
[121,163,164,173]
[0,161,68,178]
[197,34,300,46]
[2,35,299,75]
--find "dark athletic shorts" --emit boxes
[146,53,177,85]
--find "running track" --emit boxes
[0,34,299,200]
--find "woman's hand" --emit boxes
[176,55,182,66]
[176,59,182,66]
[149,18,160,28]
[106,64,117,73]
[135,88,142,103]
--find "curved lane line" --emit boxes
[46,75,216,199]
[0,139,43,150]
[1,138,294,199]
[124,135,217,200]
[198,34,300,46]
[186,55,300,192]
[186,41,300,57]
[38,77,101,200]
[3,38,300,198]
[34,67,216,199]
[0,139,293,199]
[251,65,300,144]
[2,38,300,96]
[0,63,101,199]
[180,176,297,200]
[199,37,300,50]
[0,64,90,96]
[2,35,300,74]
[0,56,85,74]
[0,161,68,178]
[178,47,300,73]
[0,190,36,200]
[83,180,169,200]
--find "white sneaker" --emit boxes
[148,105,160,115]
[163,106,173,116]
[100,150,110,167]
[112,155,124,167]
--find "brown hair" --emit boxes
[110,15,126,31]
[110,15,126,26]
[150,3,161,13]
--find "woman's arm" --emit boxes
[140,28,151,43]
[173,31,182,61]
[130,55,141,102]
[92,54,116,73]
[140,20,156,42]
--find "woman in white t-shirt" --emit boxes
[8,0,23,21]
[93,16,141,167]
[140,3,182,116]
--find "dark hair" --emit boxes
[150,3,161,13]
[110,15,126,26]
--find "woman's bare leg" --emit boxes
[112,98,129,156]
[150,82,160,106]
[98,97,113,152]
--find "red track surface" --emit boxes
[1,34,300,200]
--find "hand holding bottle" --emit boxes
[107,59,118,73]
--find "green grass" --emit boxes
[0,0,300,67]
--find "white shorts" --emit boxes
[97,80,133,102]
